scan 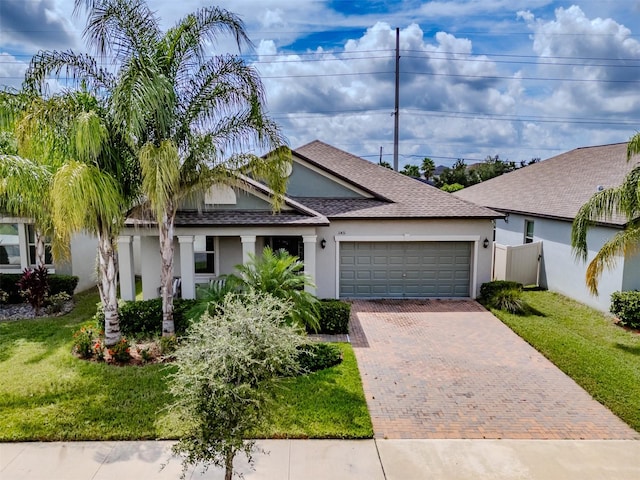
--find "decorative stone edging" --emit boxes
[0,301,75,321]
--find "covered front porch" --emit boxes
[117,226,320,301]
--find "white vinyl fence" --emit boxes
[493,242,542,286]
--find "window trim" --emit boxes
[0,222,22,269]
[193,235,219,277]
[524,219,535,244]
[27,224,53,266]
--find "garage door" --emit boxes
[339,241,471,298]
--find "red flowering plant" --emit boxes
[108,337,131,363]
[72,326,95,359]
[94,339,105,361]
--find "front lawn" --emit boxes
[490,290,640,433]
[0,290,372,441]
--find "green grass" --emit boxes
[0,291,372,440]
[256,344,373,439]
[491,290,640,433]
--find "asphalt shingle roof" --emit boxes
[126,210,329,227]
[294,140,500,219]
[454,142,638,227]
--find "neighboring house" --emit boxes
[0,215,96,292]
[119,140,500,301]
[455,142,640,312]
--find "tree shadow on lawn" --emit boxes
[615,343,640,356]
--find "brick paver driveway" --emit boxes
[350,299,639,440]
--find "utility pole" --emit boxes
[379,146,383,164]
[393,27,400,172]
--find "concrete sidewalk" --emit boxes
[1,439,639,479]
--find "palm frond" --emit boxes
[50,160,125,260]
[72,110,109,163]
[627,132,640,161]
[165,6,251,82]
[139,140,181,222]
[0,155,53,224]
[585,222,640,295]
[83,0,160,61]
[572,186,626,261]
[180,55,265,131]
[24,50,115,94]
[110,57,176,144]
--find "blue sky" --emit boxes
[1,1,639,168]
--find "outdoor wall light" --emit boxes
[320,238,327,249]
[483,238,490,249]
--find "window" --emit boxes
[524,220,535,244]
[269,236,304,260]
[27,225,53,266]
[0,223,20,267]
[194,236,216,274]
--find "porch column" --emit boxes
[140,236,161,300]
[241,235,256,264]
[117,236,136,301]
[302,235,317,295]
[178,235,195,299]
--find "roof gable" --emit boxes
[286,156,371,198]
[454,142,637,226]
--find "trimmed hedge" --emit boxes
[95,298,199,338]
[610,291,640,329]
[480,280,523,301]
[0,273,79,304]
[313,299,351,334]
[48,275,79,297]
[296,342,343,373]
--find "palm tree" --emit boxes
[225,246,319,331]
[2,88,137,346]
[0,90,60,268]
[571,134,640,295]
[421,157,435,180]
[30,0,290,337]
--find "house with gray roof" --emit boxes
[455,142,640,311]
[119,140,500,301]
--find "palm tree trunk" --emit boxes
[98,233,120,346]
[159,210,175,336]
[35,229,46,267]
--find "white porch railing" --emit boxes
[493,241,542,286]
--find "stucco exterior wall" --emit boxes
[494,214,624,312]
[68,233,98,292]
[218,237,242,275]
[313,218,494,299]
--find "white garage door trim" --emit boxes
[334,235,481,298]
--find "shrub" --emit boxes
[168,291,305,479]
[480,281,527,314]
[46,292,72,315]
[313,299,351,334]
[159,334,178,356]
[106,298,198,338]
[0,273,77,304]
[491,288,526,314]
[0,289,8,304]
[17,266,49,315]
[108,337,131,363]
[73,326,96,359]
[48,275,79,296]
[225,247,320,331]
[0,274,21,303]
[296,342,343,373]
[480,280,523,302]
[610,291,640,329]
